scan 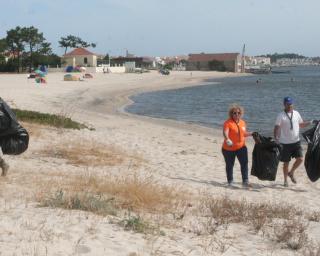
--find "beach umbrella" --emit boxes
[40,65,47,74]
[66,66,73,73]
[35,70,46,77]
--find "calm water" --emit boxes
[126,66,320,136]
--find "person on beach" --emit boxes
[0,154,9,176]
[274,97,315,187]
[0,109,10,176]
[222,104,253,187]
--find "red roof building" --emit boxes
[62,48,97,67]
[63,48,95,57]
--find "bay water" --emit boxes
[126,66,320,136]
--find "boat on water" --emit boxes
[245,67,271,74]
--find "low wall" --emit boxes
[96,66,126,73]
[49,66,126,73]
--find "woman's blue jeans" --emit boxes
[222,146,248,183]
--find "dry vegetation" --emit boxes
[35,167,320,251]
[37,172,186,215]
[303,242,320,256]
[36,139,142,167]
[5,122,320,253]
[273,217,309,250]
[192,195,318,252]
[22,122,44,139]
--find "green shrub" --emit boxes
[13,108,93,130]
[39,190,117,216]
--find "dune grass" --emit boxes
[37,172,185,215]
[36,172,184,235]
[37,139,131,167]
[39,189,118,216]
[13,108,92,130]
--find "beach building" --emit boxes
[161,55,188,70]
[110,57,155,71]
[62,48,97,67]
[186,53,240,72]
[247,56,271,66]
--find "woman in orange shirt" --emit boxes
[222,104,253,187]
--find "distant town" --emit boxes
[1,26,320,74]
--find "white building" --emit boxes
[247,56,271,66]
[62,48,97,67]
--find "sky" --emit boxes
[1,0,319,57]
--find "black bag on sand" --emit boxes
[0,98,29,155]
[251,132,282,181]
[302,121,320,182]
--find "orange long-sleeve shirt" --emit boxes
[222,119,247,151]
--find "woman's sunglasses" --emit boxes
[232,112,241,115]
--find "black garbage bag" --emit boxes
[302,121,320,182]
[0,126,29,155]
[251,132,282,181]
[0,98,29,155]
[0,109,10,132]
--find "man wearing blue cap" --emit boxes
[274,97,315,187]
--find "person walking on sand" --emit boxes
[274,97,315,187]
[0,154,9,176]
[0,109,10,176]
[222,104,253,187]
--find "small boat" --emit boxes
[246,68,271,74]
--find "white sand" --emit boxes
[0,71,319,255]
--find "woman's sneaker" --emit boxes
[284,181,289,187]
[227,181,234,187]
[242,181,252,188]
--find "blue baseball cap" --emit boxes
[283,97,293,105]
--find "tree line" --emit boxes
[0,26,96,73]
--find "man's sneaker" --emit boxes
[1,162,9,176]
[288,172,297,184]
[284,181,289,187]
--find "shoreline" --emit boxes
[101,71,248,136]
[0,70,247,137]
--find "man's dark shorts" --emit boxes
[280,141,303,162]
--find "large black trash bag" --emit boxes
[251,132,282,181]
[0,126,29,155]
[0,98,29,155]
[302,121,320,182]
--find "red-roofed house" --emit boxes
[62,48,97,67]
[187,53,240,72]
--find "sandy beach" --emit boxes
[0,71,319,255]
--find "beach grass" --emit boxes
[118,214,163,235]
[37,139,129,167]
[13,108,92,130]
[39,190,118,216]
[36,173,316,250]
[36,172,185,214]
